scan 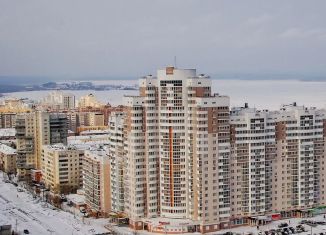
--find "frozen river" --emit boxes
[1,79,326,110]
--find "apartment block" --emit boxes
[108,112,125,213]
[83,148,111,215]
[15,112,36,179]
[78,94,102,108]
[15,111,68,180]
[229,103,326,226]
[230,105,275,225]
[108,67,231,233]
[42,91,75,110]
[41,144,84,193]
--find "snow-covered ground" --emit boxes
[2,170,326,235]
[0,173,110,235]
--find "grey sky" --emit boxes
[0,0,326,77]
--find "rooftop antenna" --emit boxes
[174,56,177,68]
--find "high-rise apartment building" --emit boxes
[229,103,326,226]
[229,105,275,225]
[83,148,111,215]
[109,67,231,233]
[15,111,68,180]
[108,112,125,213]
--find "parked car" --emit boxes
[79,206,86,213]
[296,224,306,232]
[60,194,67,202]
[17,187,24,192]
[278,223,289,228]
[317,221,326,225]
[223,232,233,235]
[288,227,295,233]
[23,229,30,234]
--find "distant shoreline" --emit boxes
[0,76,326,94]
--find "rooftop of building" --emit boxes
[79,129,110,135]
[0,128,16,137]
[0,143,16,155]
[85,147,109,162]
[230,102,326,123]
[43,143,81,151]
[67,135,109,144]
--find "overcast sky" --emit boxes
[1,0,326,78]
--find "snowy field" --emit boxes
[0,173,110,235]
[1,79,326,110]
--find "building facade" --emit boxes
[0,143,17,174]
[15,111,68,180]
[41,144,84,193]
[83,148,111,215]
[0,113,17,128]
[108,112,125,213]
[109,67,231,233]
[229,103,326,226]
[42,91,75,110]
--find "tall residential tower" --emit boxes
[110,67,231,233]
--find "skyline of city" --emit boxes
[1,66,326,234]
[1,1,326,234]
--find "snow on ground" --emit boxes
[2,169,326,235]
[218,215,326,235]
[0,173,109,235]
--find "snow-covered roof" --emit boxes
[0,128,15,137]
[79,129,110,135]
[66,194,85,205]
[0,143,16,155]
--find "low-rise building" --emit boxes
[0,143,16,173]
[41,144,84,194]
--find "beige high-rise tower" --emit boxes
[110,67,230,233]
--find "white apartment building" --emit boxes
[42,91,75,110]
[230,105,275,225]
[108,112,125,213]
[41,144,84,193]
[83,148,111,215]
